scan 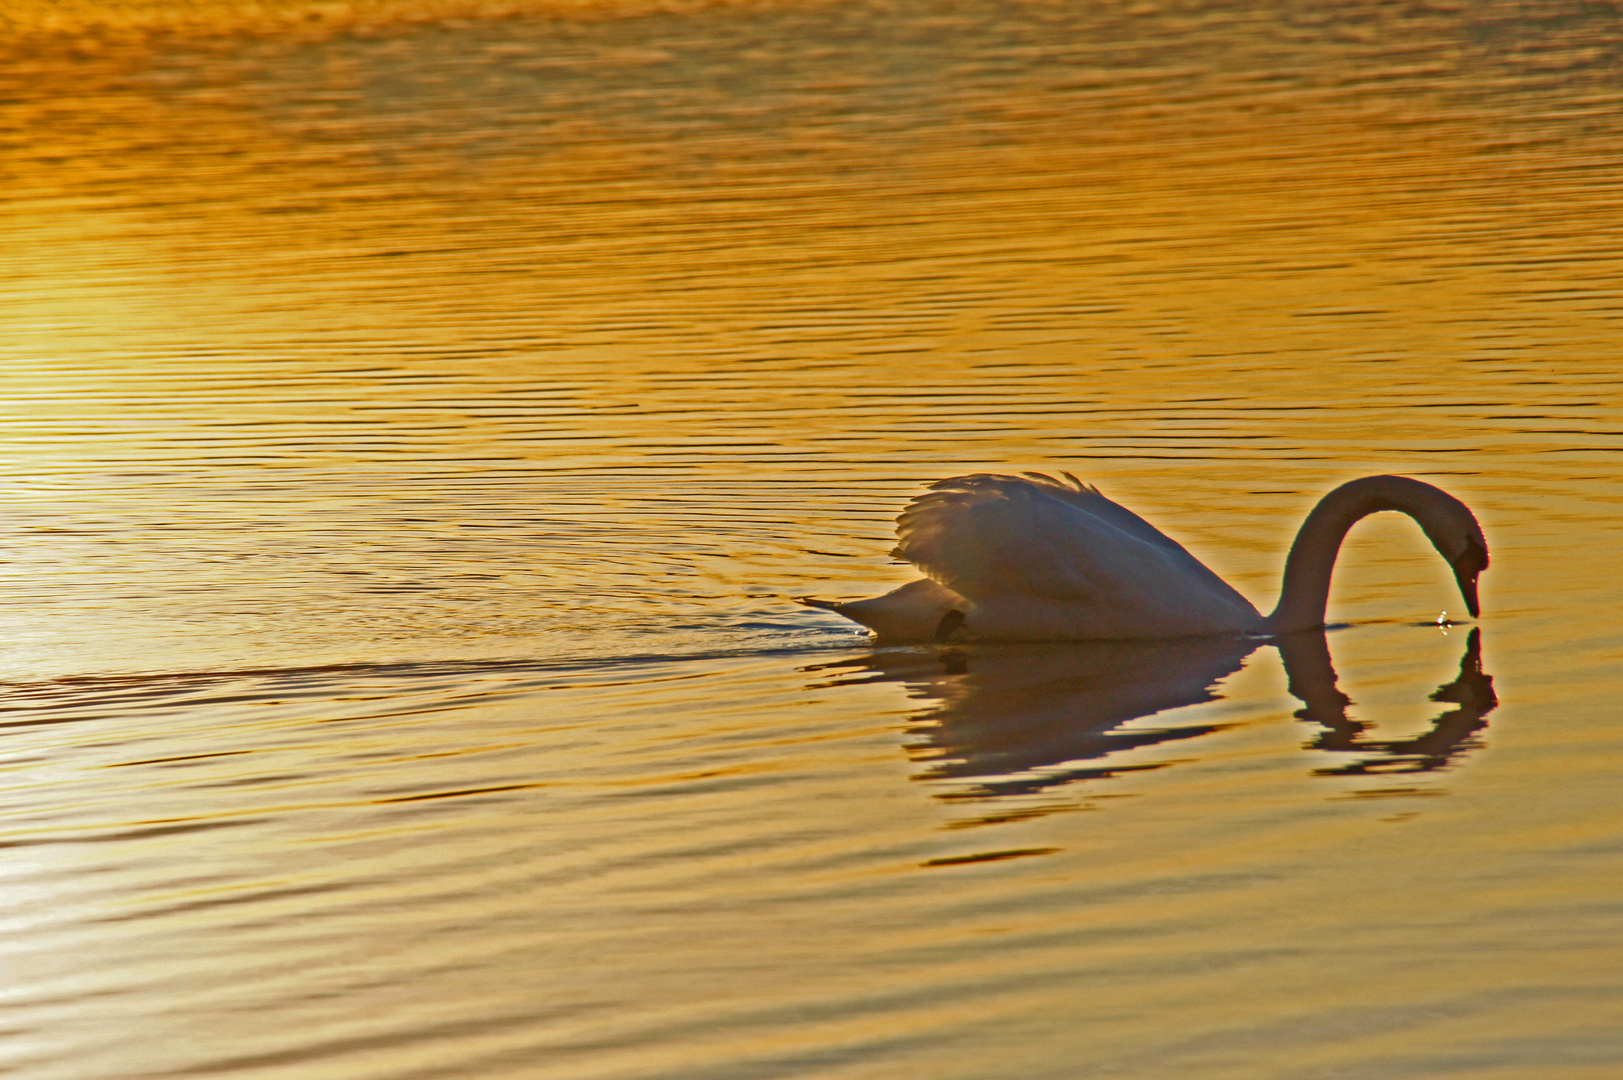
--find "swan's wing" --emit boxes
[1019,472,1189,556]
[893,473,1253,615]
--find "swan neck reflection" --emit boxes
[1277,627,1497,775]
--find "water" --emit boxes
[3,0,1622,1076]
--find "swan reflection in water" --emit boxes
[808,629,1495,802]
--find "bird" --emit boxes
[799,473,1488,643]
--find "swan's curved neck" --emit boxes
[1263,476,1449,634]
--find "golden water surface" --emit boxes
[2,0,1621,1077]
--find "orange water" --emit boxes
[2,1,1621,1076]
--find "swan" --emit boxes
[800,473,1488,642]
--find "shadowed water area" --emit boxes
[2,0,1622,1076]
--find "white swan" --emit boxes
[800,473,1488,642]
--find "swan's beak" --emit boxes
[1454,567,1481,619]
[1451,534,1489,620]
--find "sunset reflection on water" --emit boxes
[1,0,1621,1077]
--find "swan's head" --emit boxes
[1411,487,1489,619]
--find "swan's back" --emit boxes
[893,473,1260,639]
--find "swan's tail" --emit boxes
[795,596,845,610]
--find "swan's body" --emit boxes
[800,473,1488,642]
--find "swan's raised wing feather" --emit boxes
[1029,472,1190,555]
[895,475,1108,602]
[894,474,1255,624]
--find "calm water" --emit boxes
[3,0,1623,1076]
